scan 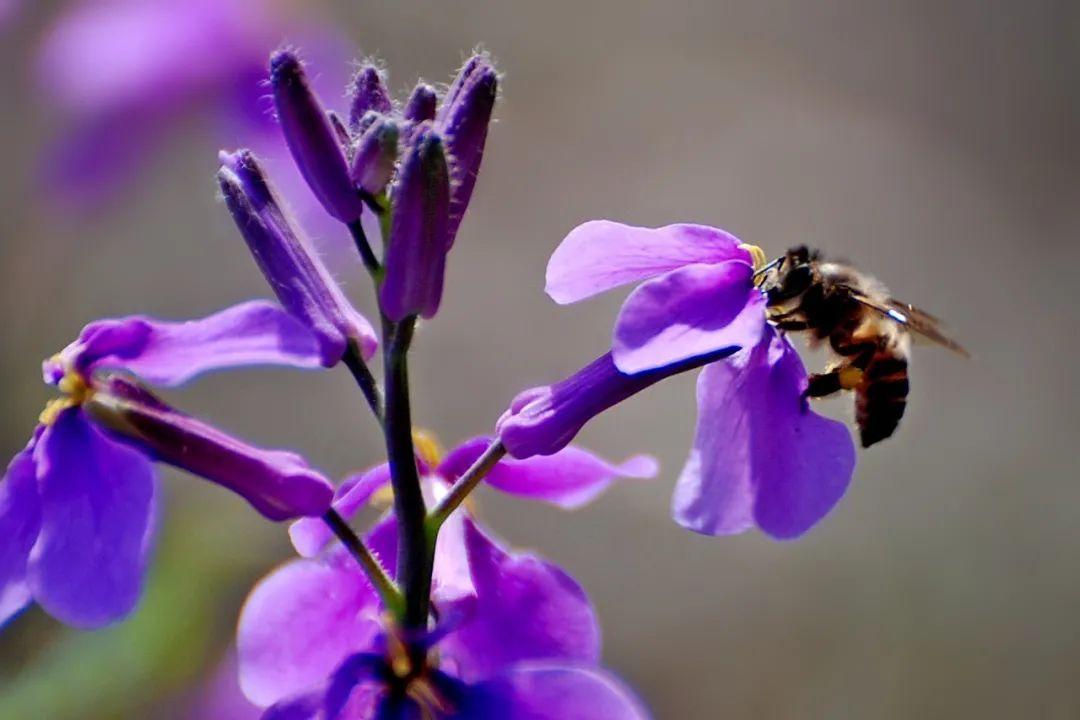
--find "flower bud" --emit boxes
[270,50,364,223]
[349,64,393,132]
[218,149,377,365]
[437,55,497,245]
[89,377,334,521]
[379,124,450,321]
[403,83,438,123]
[349,116,399,195]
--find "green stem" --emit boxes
[342,340,384,424]
[347,219,382,280]
[381,317,430,629]
[428,439,506,531]
[322,509,403,616]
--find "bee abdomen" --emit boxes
[856,353,909,447]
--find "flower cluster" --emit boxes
[0,38,891,720]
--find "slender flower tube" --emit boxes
[502,220,858,539]
[349,64,393,132]
[270,49,365,223]
[380,124,451,321]
[219,150,378,366]
[348,116,399,196]
[436,55,498,245]
[90,377,334,522]
[0,302,334,629]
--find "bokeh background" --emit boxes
[1,1,1078,717]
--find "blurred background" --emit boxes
[1,0,1078,717]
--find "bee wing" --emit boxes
[850,292,970,358]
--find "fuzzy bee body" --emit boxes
[760,246,964,448]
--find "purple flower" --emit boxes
[218,149,378,365]
[239,442,653,718]
[500,220,857,539]
[35,0,350,216]
[0,302,336,628]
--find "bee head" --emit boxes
[764,245,819,304]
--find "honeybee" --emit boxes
[758,245,968,447]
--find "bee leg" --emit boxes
[773,320,811,331]
[805,371,843,398]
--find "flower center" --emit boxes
[384,623,453,718]
[39,360,94,426]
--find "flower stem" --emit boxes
[347,219,382,279]
[428,439,506,531]
[322,509,403,616]
[381,317,430,629]
[342,340,383,424]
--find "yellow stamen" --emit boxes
[412,428,445,468]
[39,364,94,426]
[738,243,768,272]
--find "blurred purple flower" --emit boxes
[35,0,350,217]
[0,301,336,629]
[499,221,857,539]
[239,445,651,718]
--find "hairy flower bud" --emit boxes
[403,83,438,123]
[380,124,451,321]
[218,150,377,365]
[349,116,399,195]
[349,64,393,132]
[270,50,364,223]
[437,55,498,245]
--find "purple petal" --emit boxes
[439,519,600,681]
[545,221,750,305]
[672,329,857,539]
[440,438,658,510]
[28,409,156,628]
[289,464,391,557]
[0,435,43,625]
[463,663,651,719]
[64,300,324,386]
[94,377,334,521]
[612,261,766,374]
[237,556,382,707]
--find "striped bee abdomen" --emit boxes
[856,353,909,448]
